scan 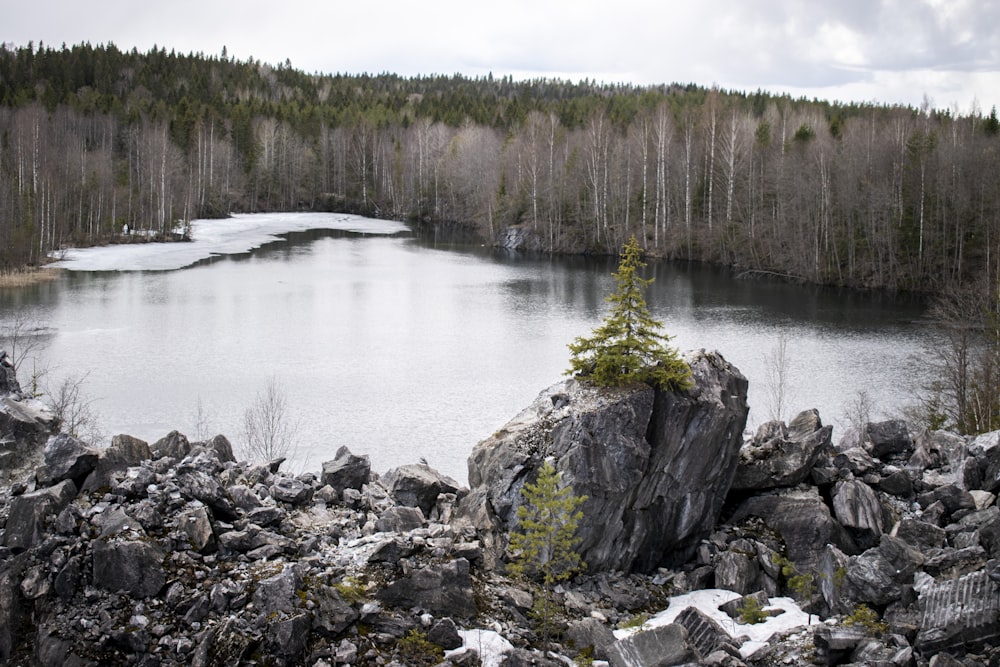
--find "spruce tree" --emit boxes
[567,236,692,390]
[508,460,586,649]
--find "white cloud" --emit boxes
[4,0,999,111]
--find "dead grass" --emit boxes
[0,268,63,288]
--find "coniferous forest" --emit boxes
[2,41,1000,293]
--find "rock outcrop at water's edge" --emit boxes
[460,349,750,573]
[7,353,1000,665]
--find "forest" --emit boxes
[2,41,1000,294]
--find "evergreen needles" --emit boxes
[508,460,586,649]
[567,236,692,390]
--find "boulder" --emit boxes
[54,556,82,601]
[383,463,462,517]
[817,544,850,614]
[377,558,476,617]
[375,506,425,533]
[92,538,166,597]
[892,518,946,550]
[251,564,302,617]
[729,487,856,573]
[228,484,263,511]
[565,617,617,660]
[978,442,1000,493]
[715,550,760,595]
[271,476,312,505]
[0,350,21,397]
[833,447,876,477]
[312,586,359,637]
[917,483,975,515]
[463,350,748,573]
[606,624,697,667]
[81,434,152,493]
[320,446,371,494]
[2,479,77,551]
[865,420,912,459]
[176,469,238,520]
[427,617,464,650]
[915,569,1000,655]
[37,433,98,486]
[908,430,967,476]
[265,612,311,660]
[832,479,889,549]
[845,535,923,607]
[1,395,58,457]
[732,410,832,491]
[192,434,236,463]
[813,625,869,666]
[245,505,285,527]
[180,505,217,553]
[878,468,913,497]
[673,606,739,658]
[0,553,33,662]
[151,430,192,460]
[976,509,1000,558]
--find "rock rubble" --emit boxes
[3,348,1000,665]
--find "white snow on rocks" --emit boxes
[612,588,817,659]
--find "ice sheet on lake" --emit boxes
[48,212,409,271]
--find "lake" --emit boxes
[1,213,932,483]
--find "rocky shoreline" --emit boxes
[3,349,1000,666]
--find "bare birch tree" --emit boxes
[242,376,299,463]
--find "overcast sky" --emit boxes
[5,0,999,113]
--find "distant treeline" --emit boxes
[2,41,999,292]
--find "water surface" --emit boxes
[1,213,932,482]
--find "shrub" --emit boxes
[843,604,888,636]
[396,629,444,665]
[738,597,767,625]
[617,612,650,630]
[333,576,367,604]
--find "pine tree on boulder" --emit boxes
[567,236,691,390]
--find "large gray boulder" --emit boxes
[37,433,98,486]
[383,463,461,517]
[176,469,238,520]
[606,624,697,667]
[462,350,748,573]
[729,487,857,573]
[320,446,371,494]
[732,409,832,491]
[251,564,302,618]
[151,430,192,460]
[81,434,152,493]
[865,420,913,459]
[92,538,166,598]
[0,395,58,456]
[0,351,21,397]
[377,558,476,617]
[2,480,77,551]
[845,535,923,607]
[832,479,889,549]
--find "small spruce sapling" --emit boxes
[772,553,817,623]
[567,236,691,390]
[508,460,587,649]
[737,597,767,625]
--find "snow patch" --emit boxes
[446,629,514,667]
[613,588,817,659]
[48,212,408,272]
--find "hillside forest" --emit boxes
[2,42,1000,294]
